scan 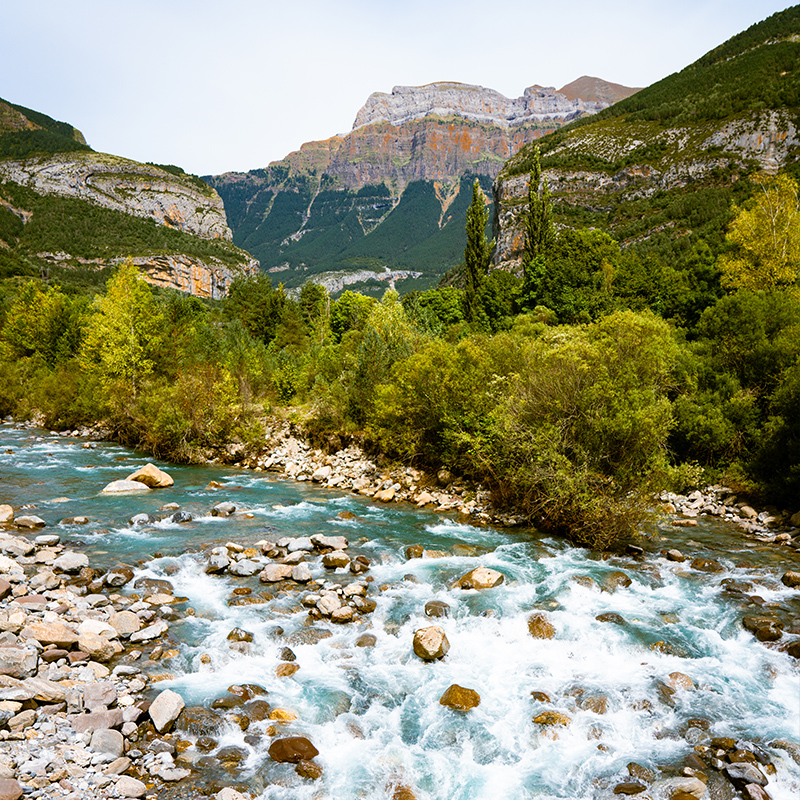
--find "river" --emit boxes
[1,422,798,799]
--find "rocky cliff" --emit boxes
[0,100,256,298]
[0,153,231,241]
[208,77,637,291]
[492,8,800,274]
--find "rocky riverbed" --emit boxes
[0,422,798,800]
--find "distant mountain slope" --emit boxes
[493,6,800,273]
[207,79,637,294]
[0,97,256,297]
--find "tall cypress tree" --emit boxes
[520,145,555,309]
[463,179,492,322]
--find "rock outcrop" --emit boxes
[0,152,231,240]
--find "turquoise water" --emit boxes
[1,423,799,799]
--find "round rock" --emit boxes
[268,736,319,763]
[455,567,504,590]
[412,626,449,661]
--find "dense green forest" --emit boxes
[0,163,797,549]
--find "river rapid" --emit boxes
[1,422,799,800]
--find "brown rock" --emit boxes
[439,684,480,711]
[295,759,323,780]
[528,612,556,639]
[276,663,299,678]
[691,558,724,573]
[665,672,694,691]
[126,463,173,488]
[533,711,571,727]
[455,566,504,590]
[412,626,449,661]
[356,634,377,647]
[322,551,350,569]
[601,571,632,591]
[405,545,424,560]
[268,736,319,763]
[613,783,646,795]
[0,778,23,800]
[425,600,450,618]
[530,691,551,703]
[20,621,79,649]
[781,571,800,589]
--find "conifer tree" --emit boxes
[463,179,492,322]
[520,146,555,309]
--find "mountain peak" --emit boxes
[557,76,642,104]
[351,80,638,131]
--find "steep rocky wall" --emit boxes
[492,110,800,272]
[0,152,232,241]
[36,251,258,300]
[352,82,606,130]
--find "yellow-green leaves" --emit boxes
[79,260,163,398]
[720,174,800,294]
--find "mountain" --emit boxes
[0,98,257,298]
[206,79,639,294]
[492,6,800,274]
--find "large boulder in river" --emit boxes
[413,626,449,661]
[0,506,14,524]
[14,516,45,529]
[126,463,173,488]
[439,684,480,711]
[454,567,504,590]
[269,736,319,763]
[781,571,800,588]
[528,612,556,639]
[101,480,151,495]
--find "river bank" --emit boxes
[0,422,798,800]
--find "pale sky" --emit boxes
[1,0,794,176]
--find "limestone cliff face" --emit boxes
[352,82,608,130]
[0,152,232,241]
[35,251,258,300]
[492,110,799,271]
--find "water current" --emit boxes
[1,423,798,799]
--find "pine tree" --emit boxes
[463,179,492,322]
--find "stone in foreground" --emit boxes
[149,688,185,732]
[439,684,480,711]
[413,626,449,661]
[268,736,319,763]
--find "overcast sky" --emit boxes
[1,1,794,176]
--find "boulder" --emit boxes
[0,507,13,524]
[691,557,724,573]
[439,684,480,711]
[331,606,356,623]
[83,681,117,711]
[601,571,632,591]
[229,558,261,577]
[101,480,151,494]
[527,612,556,639]
[126,463,173,488]
[287,537,313,553]
[268,736,319,763]
[259,564,293,583]
[115,776,147,798]
[425,600,450,618]
[53,551,89,572]
[211,502,236,517]
[455,567,504,590]
[665,672,694,691]
[129,619,168,643]
[291,563,313,582]
[105,565,134,587]
[78,632,118,662]
[374,487,395,502]
[311,534,348,550]
[20,621,79,648]
[322,551,350,569]
[311,466,332,483]
[412,626,449,661]
[14,516,45,529]
[0,647,38,679]
[533,711,571,727]
[405,545,424,560]
[781,571,800,589]
[0,779,23,800]
[149,688,185,733]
